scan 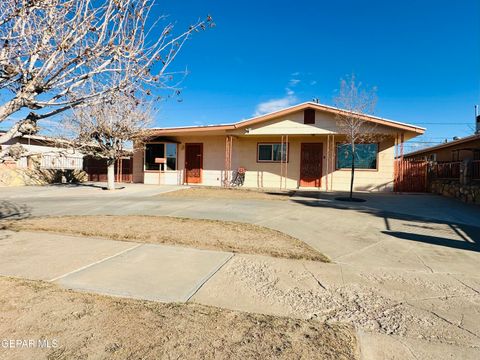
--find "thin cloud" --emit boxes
[254,91,297,116]
[289,78,301,86]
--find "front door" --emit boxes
[185,143,203,184]
[300,143,323,187]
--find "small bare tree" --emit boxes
[0,0,212,151]
[65,93,152,190]
[335,75,378,200]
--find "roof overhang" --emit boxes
[405,133,480,157]
[148,102,426,137]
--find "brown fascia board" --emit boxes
[149,102,425,136]
[233,102,425,134]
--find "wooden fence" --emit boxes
[432,161,461,179]
[83,157,132,183]
[473,160,480,180]
[394,159,427,192]
[430,160,480,181]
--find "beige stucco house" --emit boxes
[133,102,425,191]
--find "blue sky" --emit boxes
[153,0,480,152]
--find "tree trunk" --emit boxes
[107,162,115,190]
[349,147,355,199]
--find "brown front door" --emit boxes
[185,143,203,184]
[300,143,323,187]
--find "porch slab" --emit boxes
[55,243,233,303]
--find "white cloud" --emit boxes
[310,80,317,85]
[254,92,297,116]
[291,72,300,76]
[288,78,301,86]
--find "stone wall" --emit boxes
[429,179,480,205]
[0,166,88,187]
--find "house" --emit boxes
[404,133,480,162]
[0,132,84,170]
[133,102,425,192]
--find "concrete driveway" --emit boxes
[2,183,479,272]
[1,183,479,359]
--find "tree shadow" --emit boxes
[0,200,31,241]
[0,200,31,222]
[381,231,480,252]
[291,195,480,253]
[48,183,126,190]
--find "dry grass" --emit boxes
[10,215,329,262]
[0,277,357,360]
[162,186,294,201]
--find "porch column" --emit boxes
[223,135,233,187]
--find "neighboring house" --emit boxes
[404,134,480,162]
[0,131,84,170]
[133,102,425,192]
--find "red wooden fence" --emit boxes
[394,159,428,192]
[83,157,132,183]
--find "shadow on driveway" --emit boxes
[291,192,480,253]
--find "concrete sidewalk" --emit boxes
[0,230,232,302]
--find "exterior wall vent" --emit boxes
[304,108,315,124]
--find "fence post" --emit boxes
[460,159,471,185]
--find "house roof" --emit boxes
[405,133,480,157]
[150,102,426,135]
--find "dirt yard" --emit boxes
[9,215,328,262]
[162,186,293,201]
[0,277,357,360]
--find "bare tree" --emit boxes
[64,93,152,190]
[334,75,378,200]
[0,0,212,148]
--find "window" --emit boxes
[336,143,378,169]
[304,108,315,124]
[165,143,177,170]
[257,143,288,162]
[145,143,177,170]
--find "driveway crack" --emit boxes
[450,275,480,296]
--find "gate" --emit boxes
[83,157,133,183]
[394,159,428,192]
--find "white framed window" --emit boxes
[257,143,289,163]
[145,143,177,170]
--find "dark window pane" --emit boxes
[258,144,272,161]
[336,143,378,169]
[166,157,176,171]
[145,143,165,170]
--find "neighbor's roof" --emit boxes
[150,102,426,135]
[405,133,480,157]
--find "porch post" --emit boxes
[325,135,329,191]
[285,135,289,189]
[279,135,284,190]
[331,135,335,191]
[224,135,233,187]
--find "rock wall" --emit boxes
[0,166,88,187]
[429,179,480,205]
